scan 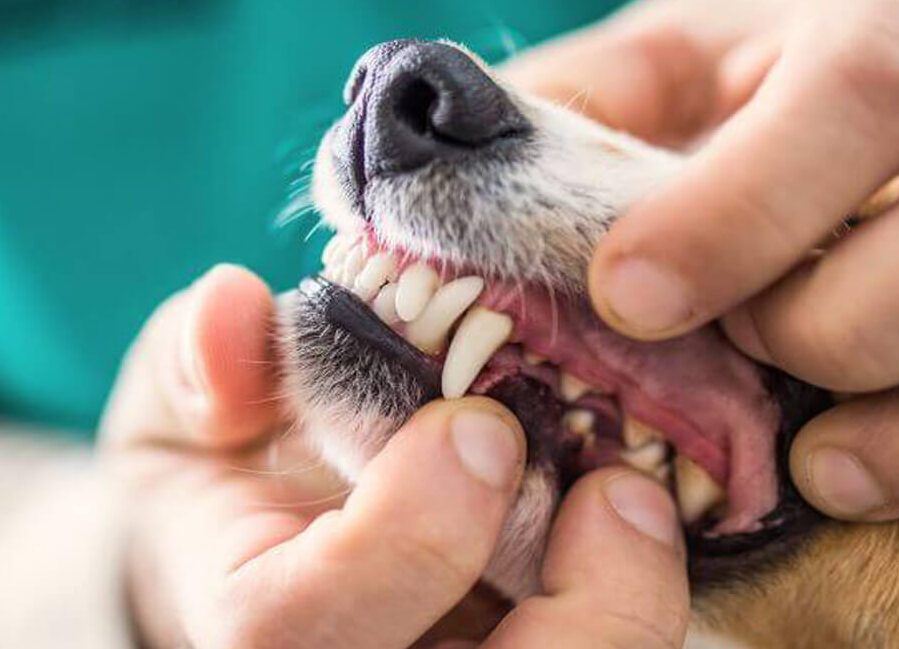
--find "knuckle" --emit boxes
[389,526,484,593]
[594,609,685,649]
[813,311,895,391]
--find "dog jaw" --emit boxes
[274,40,897,649]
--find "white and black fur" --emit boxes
[277,40,830,602]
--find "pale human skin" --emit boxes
[103,0,899,645]
[101,265,688,649]
[505,0,899,524]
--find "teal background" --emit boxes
[0,0,624,435]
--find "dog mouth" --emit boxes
[290,39,835,592]
[307,232,829,557]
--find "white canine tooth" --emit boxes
[442,307,513,399]
[395,262,440,321]
[674,456,726,525]
[372,283,401,324]
[563,409,595,436]
[620,441,667,473]
[353,253,398,301]
[559,372,590,402]
[339,245,366,287]
[406,276,484,354]
[524,351,547,366]
[622,416,663,450]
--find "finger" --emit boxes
[216,398,526,649]
[722,206,899,392]
[501,23,718,143]
[101,264,277,448]
[590,3,899,340]
[484,469,688,649]
[790,390,899,522]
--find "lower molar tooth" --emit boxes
[406,276,484,354]
[559,372,590,402]
[353,253,398,301]
[442,307,513,399]
[620,441,667,473]
[623,416,663,450]
[563,409,595,436]
[372,283,401,324]
[396,262,440,322]
[674,456,725,525]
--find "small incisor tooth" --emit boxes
[563,409,595,436]
[620,441,667,473]
[442,307,513,399]
[338,245,366,287]
[559,372,590,402]
[372,283,400,324]
[622,416,663,450]
[353,252,398,301]
[321,235,349,265]
[396,262,440,322]
[674,456,726,525]
[406,276,484,354]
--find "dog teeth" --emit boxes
[372,283,401,324]
[396,262,440,322]
[442,307,513,399]
[321,234,354,266]
[406,276,484,354]
[523,351,547,365]
[620,440,667,473]
[337,244,366,287]
[559,372,591,402]
[622,416,663,450]
[353,252,398,301]
[674,456,726,525]
[563,409,595,436]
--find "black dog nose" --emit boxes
[335,40,529,186]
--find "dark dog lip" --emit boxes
[295,276,833,589]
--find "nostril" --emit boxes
[393,78,439,136]
[343,63,368,107]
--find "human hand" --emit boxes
[101,264,689,648]
[506,0,899,522]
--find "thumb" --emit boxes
[213,398,527,649]
[101,264,277,449]
[484,468,689,649]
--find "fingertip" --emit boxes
[589,242,697,341]
[789,406,895,522]
[721,304,775,364]
[576,468,683,550]
[411,397,527,491]
[183,264,277,444]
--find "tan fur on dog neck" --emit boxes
[696,522,899,649]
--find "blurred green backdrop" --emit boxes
[0,0,623,434]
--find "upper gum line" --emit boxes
[319,234,728,524]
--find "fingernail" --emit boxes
[600,259,692,334]
[808,447,887,516]
[604,472,680,546]
[450,410,521,489]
